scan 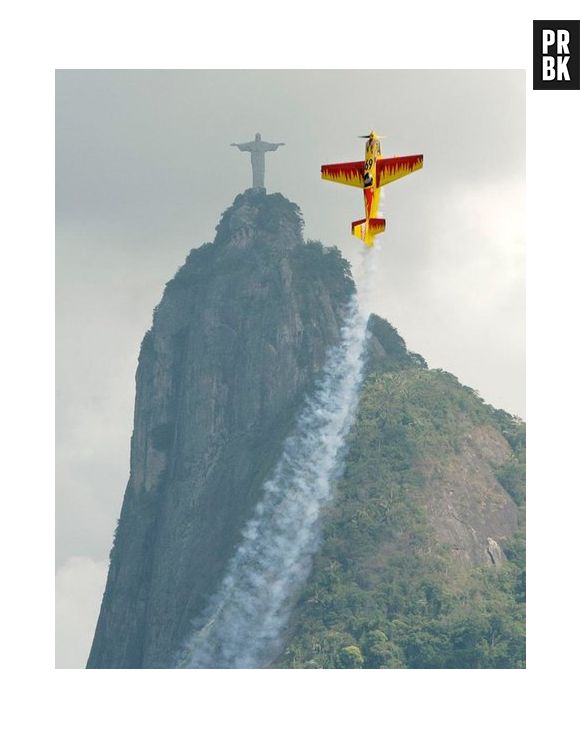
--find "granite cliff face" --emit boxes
[87,189,524,669]
[87,190,419,668]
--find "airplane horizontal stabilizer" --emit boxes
[351,217,386,247]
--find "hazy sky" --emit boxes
[56,69,524,667]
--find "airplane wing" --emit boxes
[321,161,365,188]
[376,155,423,188]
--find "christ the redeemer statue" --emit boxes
[230,133,285,189]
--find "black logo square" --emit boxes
[533,20,580,89]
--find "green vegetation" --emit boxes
[290,239,354,293]
[496,458,526,506]
[278,369,526,669]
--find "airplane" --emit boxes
[321,131,423,247]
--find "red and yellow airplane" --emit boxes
[321,131,423,247]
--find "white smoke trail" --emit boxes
[179,249,378,668]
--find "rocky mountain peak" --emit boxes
[214,188,304,251]
[87,190,524,670]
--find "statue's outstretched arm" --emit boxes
[231,142,253,152]
[264,142,285,151]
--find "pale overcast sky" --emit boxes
[56,70,524,667]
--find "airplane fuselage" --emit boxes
[363,134,382,224]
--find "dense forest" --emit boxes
[278,369,525,668]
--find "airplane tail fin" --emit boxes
[351,218,386,247]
